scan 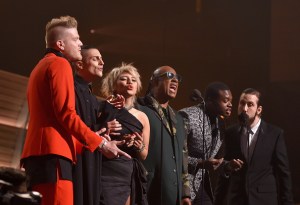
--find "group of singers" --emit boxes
[20,15,294,205]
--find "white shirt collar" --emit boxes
[250,118,261,135]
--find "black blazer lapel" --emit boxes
[248,120,265,166]
[231,126,247,163]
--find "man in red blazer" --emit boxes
[21,16,129,205]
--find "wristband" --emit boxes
[100,140,107,150]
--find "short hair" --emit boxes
[45,16,78,47]
[80,45,99,61]
[71,45,99,72]
[204,82,230,101]
[241,88,263,106]
[101,62,142,98]
[81,45,98,51]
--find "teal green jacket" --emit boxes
[139,97,186,205]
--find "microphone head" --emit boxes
[190,89,203,102]
[238,112,249,126]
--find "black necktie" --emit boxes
[240,126,249,159]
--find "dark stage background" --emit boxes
[1,0,299,202]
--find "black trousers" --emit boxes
[193,176,213,205]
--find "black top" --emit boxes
[97,101,143,155]
[73,74,103,205]
[97,102,143,135]
[74,75,100,131]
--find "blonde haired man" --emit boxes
[21,16,128,205]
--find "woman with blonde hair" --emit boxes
[99,63,150,205]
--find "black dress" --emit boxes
[98,102,148,205]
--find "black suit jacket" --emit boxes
[214,120,294,205]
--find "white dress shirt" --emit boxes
[241,119,261,161]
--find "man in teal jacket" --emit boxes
[138,66,191,205]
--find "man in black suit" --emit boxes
[214,88,294,205]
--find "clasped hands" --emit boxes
[123,132,144,151]
[95,94,127,159]
[106,119,144,150]
[95,127,129,159]
[95,94,144,159]
[225,159,244,173]
[198,158,224,171]
[197,158,244,173]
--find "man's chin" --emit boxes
[221,114,229,119]
[224,111,231,117]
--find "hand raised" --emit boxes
[106,119,122,136]
[123,134,136,147]
[133,132,144,151]
[107,94,125,109]
[95,127,111,141]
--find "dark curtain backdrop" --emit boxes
[0,0,299,202]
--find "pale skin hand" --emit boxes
[122,117,149,160]
[106,119,122,136]
[95,127,131,159]
[106,94,125,109]
[100,140,131,159]
[131,111,150,161]
[95,127,110,141]
[132,132,143,150]
[132,132,148,160]
[124,134,136,147]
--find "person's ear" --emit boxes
[257,105,262,116]
[56,40,65,51]
[76,61,83,70]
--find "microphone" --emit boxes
[190,89,204,103]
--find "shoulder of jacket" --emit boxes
[180,105,202,115]
[261,120,283,134]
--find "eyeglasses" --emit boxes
[155,72,182,82]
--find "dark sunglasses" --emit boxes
[155,72,182,82]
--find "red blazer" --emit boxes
[21,53,102,162]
